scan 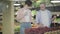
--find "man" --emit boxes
[16,0,32,34]
[36,3,52,27]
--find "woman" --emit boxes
[16,0,32,34]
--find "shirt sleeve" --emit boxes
[48,10,52,23]
[48,11,52,19]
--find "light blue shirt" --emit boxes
[36,9,52,27]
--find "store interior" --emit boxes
[0,0,60,34]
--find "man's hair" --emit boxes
[25,0,32,6]
[40,2,46,6]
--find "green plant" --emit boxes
[15,26,20,32]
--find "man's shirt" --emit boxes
[36,9,52,27]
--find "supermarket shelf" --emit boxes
[0,31,2,32]
[52,12,60,14]
[0,16,3,18]
[0,21,2,23]
[0,13,3,15]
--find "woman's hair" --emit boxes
[25,0,32,6]
[20,5,23,8]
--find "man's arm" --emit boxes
[48,11,54,22]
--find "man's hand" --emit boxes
[37,23,44,27]
[32,23,44,28]
[32,23,39,28]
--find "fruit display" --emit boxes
[25,27,60,34]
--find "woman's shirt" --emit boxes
[16,8,32,22]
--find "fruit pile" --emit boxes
[25,27,60,34]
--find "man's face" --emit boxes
[40,4,46,10]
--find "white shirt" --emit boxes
[16,8,31,22]
[36,10,52,27]
[24,9,31,22]
[40,10,50,27]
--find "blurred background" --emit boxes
[0,0,60,34]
